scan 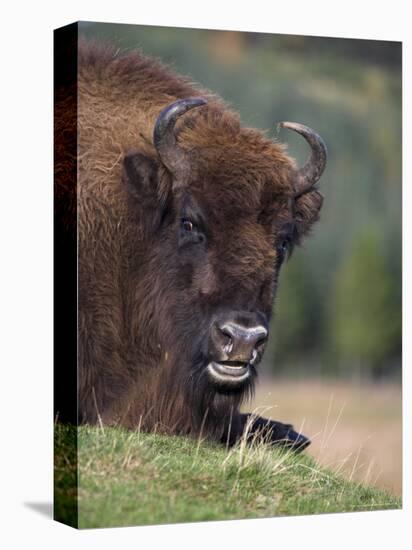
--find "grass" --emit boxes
[54,424,401,529]
[249,379,402,495]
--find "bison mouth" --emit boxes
[207,360,251,385]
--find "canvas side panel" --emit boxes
[53,22,79,529]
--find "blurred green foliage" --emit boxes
[79,23,402,380]
[332,227,401,377]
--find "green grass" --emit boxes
[54,424,401,529]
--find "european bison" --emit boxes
[55,39,327,451]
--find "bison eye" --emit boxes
[181,218,194,232]
[277,239,290,263]
[279,240,289,254]
[179,217,205,247]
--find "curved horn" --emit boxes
[278,121,327,198]
[153,97,207,177]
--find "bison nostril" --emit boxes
[220,327,232,340]
[212,323,233,352]
[219,328,233,353]
[224,339,233,354]
[255,336,267,349]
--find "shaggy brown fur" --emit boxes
[55,40,323,447]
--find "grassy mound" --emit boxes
[54,425,401,529]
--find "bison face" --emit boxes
[170,189,276,393]
[124,98,326,398]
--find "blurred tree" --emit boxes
[271,254,324,372]
[331,227,401,378]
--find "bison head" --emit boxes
[123,98,326,412]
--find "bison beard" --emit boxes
[56,41,327,453]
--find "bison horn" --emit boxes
[278,121,327,198]
[153,97,207,180]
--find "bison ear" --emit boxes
[294,189,324,240]
[123,151,169,234]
